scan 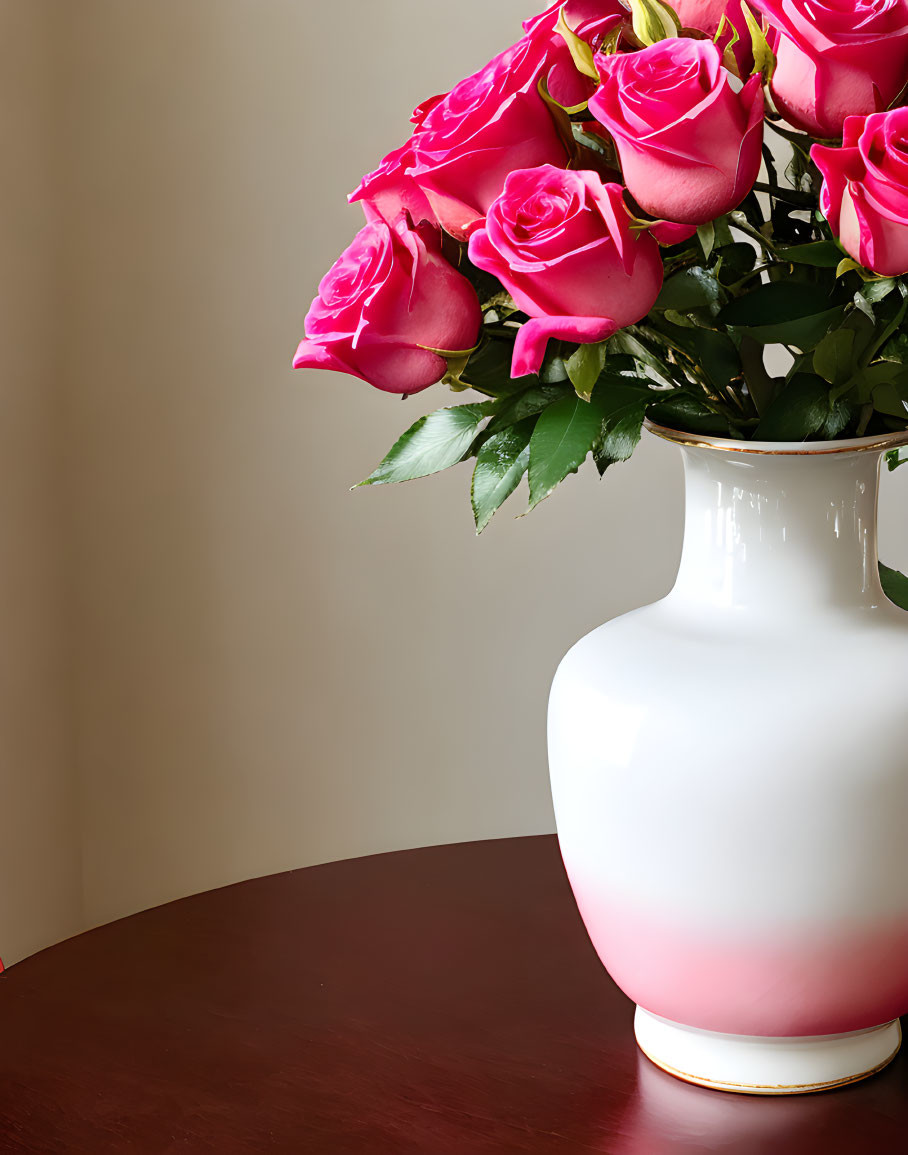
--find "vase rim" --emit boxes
[644,420,908,457]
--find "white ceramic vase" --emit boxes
[548,422,908,1094]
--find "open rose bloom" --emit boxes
[293,0,908,529]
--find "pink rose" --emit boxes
[752,0,908,139]
[812,109,908,277]
[673,0,732,36]
[523,0,625,39]
[674,0,754,74]
[351,37,568,240]
[467,166,663,377]
[348,143,438,231]
[293,218,481,394]
[409,94,446,126]
[523,1,628,108]
[589,38,763,225]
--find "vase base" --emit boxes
[634,1007,901,1095]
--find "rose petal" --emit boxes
[511,316,619,377]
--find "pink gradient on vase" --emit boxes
[569,876,908,1037]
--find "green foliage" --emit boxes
[485,385,570,433]
[718,283,842,352]
[527,393,609,510]
[648,392,735,436]
[471,419,534,532]
[880,564,908,609]
[754,374,838,441]
[360,404,490,485]
[880,334,908,364]
[655,267,724,313]
[565,341,608,401]
[740,2,775,79]
[459,341,535,397]
[886,450,908,471]
[775,242,843,268]
[813,329,855,386]
[592,384,653,474]
[627,0,680,46]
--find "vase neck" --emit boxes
[669,444,886,612]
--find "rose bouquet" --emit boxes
[294,0,908,537]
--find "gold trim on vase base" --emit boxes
[644,420,908,457]
[638,1021,902,1096]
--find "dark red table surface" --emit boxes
[0,835,905,1153]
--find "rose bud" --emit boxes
[589,37,764,226]
[293,217,481,394]
[467,165,663,377]
[812,108,908,277]
[752,0,908,140]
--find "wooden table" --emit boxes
[0,836,904,1152]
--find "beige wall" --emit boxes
[0,1,82,962]
[5,1,908,950]
[54,0,685,930]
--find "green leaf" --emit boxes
[775,241,843,268]
[627,0,679,45]
[555,4,599,79]
[360,404,488,485]
[741,2,775,79]
[485,384,569,433]
[654,266,723,313]
[571,124,612,157]
[716,242,757,284]
[886,449,908,471]
[539,348,570,383]
[697,221,715,262]
[692,328,741,389]
[844,361,903,405]
[724,294,843,350]
[647,392,735,436]
[593,403,649,475]
[712,216,736,249]
[715,13,741,71]
[740,335,779,414]
[565,341,608,401]
[831,258,859,278]
[471,418,534,532]
[880,333,908,364]
[527,394,607,509]
[753,374,832,441]
[867,282,908,360]
[718,281,835,327]
[818,400,854,439]
[860,278,897,303]
[748,312,841,351]
[590,377,655,474]
[871,381,908,419]
[853,291,875,321]
[460,340,534,397]
[813,328,855,386]
[840,308,877,361]
[880,563,908,609]
[608,329,672,384]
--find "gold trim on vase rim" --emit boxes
[644,420,908,456]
